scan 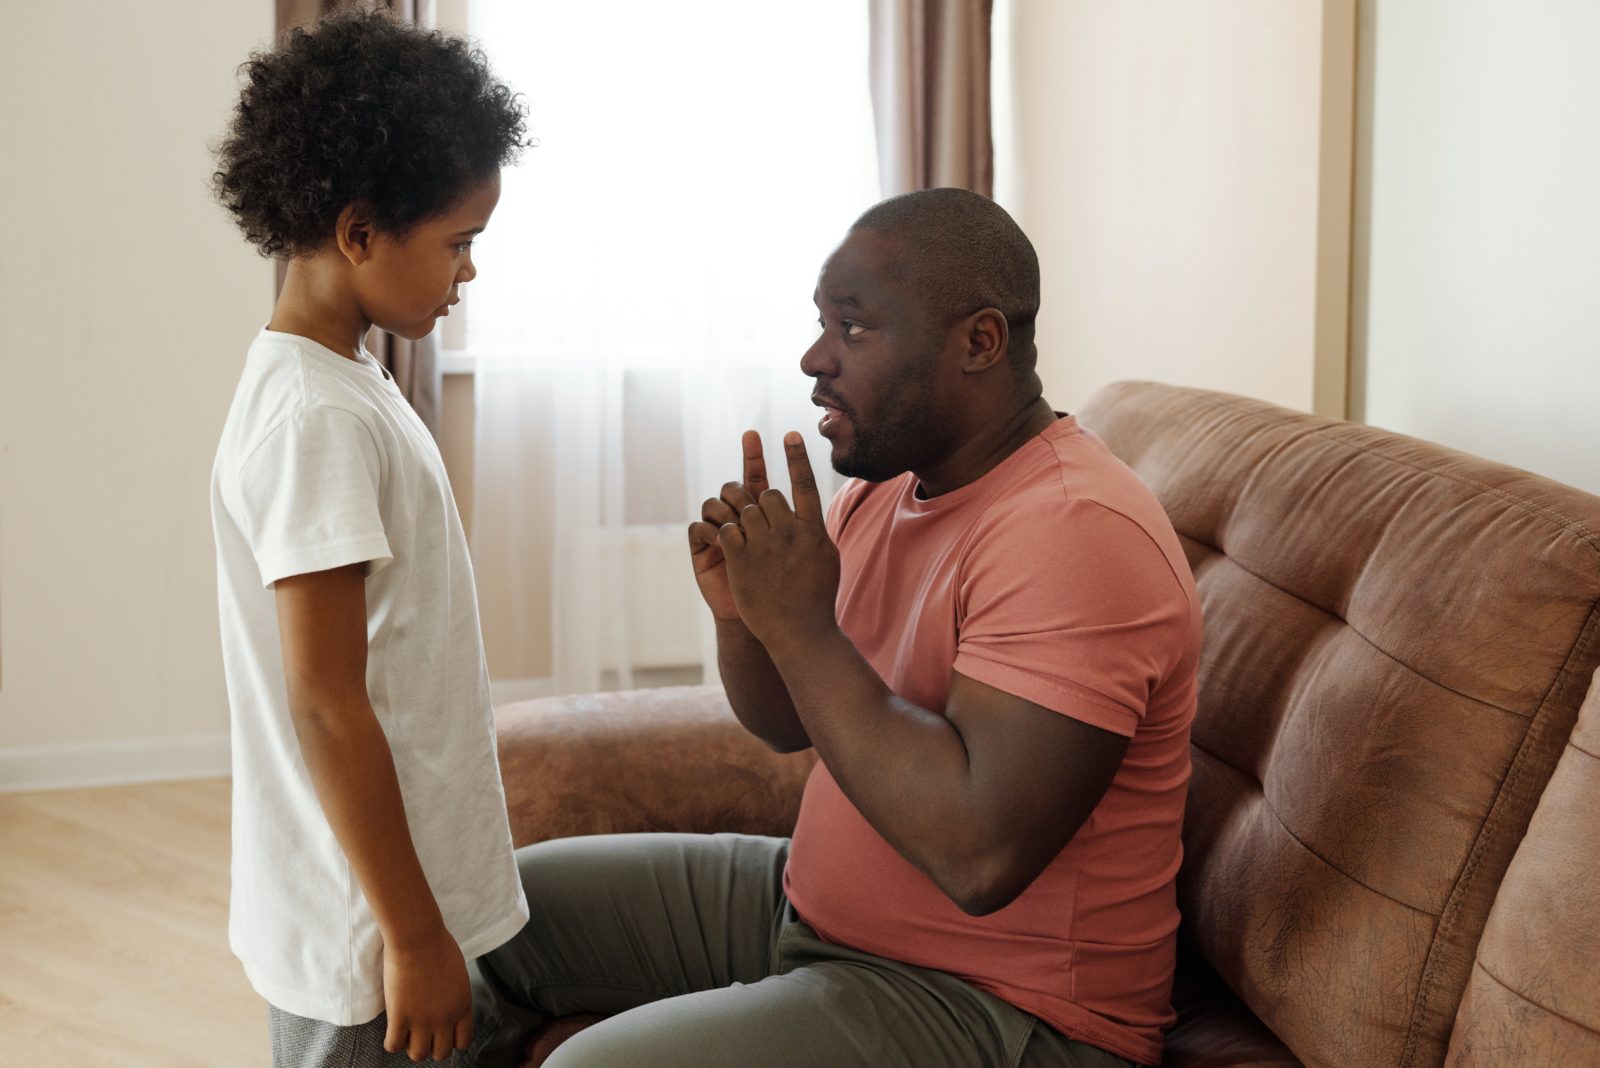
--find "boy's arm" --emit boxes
[275,563,473,1062]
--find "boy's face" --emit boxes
[355,170,502,341]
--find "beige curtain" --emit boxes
[868,0,995,198]
[274,0,442,436]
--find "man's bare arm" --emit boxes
[687,429,811,752]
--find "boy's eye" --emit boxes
[454,242,474,254]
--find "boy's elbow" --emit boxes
[285,688,378,748]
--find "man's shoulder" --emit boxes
[964,435,1196,605]
[988,425,1176,539]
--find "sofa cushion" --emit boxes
[495,684,816,848]
[1166,947,1302,1067]
[1079,383,1600,1068]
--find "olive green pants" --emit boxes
[465,833,1137,1068]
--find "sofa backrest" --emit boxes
[1445,666,1600,1065]
[1078,382,1600,1068]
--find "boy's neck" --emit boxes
[268,254,372,361]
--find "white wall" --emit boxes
[1352,1,1600,494]
[997,0,1352,417]
[0,3,274,788]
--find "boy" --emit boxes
[209,12,530,1065]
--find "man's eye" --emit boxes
[816,316,865,338]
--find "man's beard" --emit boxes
[830,378,940,482]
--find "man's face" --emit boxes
[355,170,502,341]
[802,230,958,481]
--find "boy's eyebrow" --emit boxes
[454,226,487,237]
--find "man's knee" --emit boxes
[539,1015,698,1068]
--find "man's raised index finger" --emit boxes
[784,431,823,522]
[742,429,769,496]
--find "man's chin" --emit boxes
[831,447,901,483]
[830,442,866,479]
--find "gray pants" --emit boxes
[465,833,1138,1068]
[269,1006,464,1067]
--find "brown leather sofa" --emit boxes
[492,382,1600,1067]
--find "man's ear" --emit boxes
[334,203,377,266]
[961,308,1010,374]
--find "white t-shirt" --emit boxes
[211,328,529,1025]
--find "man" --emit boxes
[468,189,1201,1068]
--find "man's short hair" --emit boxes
[850,188,1041,379]
[212,9,529,259]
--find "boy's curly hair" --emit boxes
[212,9,529,258]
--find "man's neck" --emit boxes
[267,256,371,361]
[913,395,1059,499]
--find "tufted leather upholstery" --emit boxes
[497,684,815,849]
[1076,383,1600,1067]
[1444,671,1600,1064]
[493,382,1600,1067]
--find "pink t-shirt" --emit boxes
[783,415,1200,1066]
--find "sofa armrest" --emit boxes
[495,684,817,848]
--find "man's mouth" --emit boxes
[813,392,849,437]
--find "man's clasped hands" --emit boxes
[687,430,841,655]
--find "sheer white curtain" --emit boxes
[468,1,880,697]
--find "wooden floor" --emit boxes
[0,779,269,1067]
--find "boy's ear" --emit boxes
[334,203,377,265]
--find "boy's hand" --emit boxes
[688,430,771,623]
[383,926,474,1062]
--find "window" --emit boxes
[460,1,880,694]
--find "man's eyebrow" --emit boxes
[822,292,864,311]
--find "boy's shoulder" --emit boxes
[218,330,384,472]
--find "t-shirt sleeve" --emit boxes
[953,499,1191,737]
[234,405,393,588]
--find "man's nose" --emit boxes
[799,336,835,378]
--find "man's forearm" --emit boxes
[291,698,448,949]
[716,617,812,752]
[760,626,994,898]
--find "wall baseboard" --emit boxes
[0,668,704,793]
[0,733,232,794]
